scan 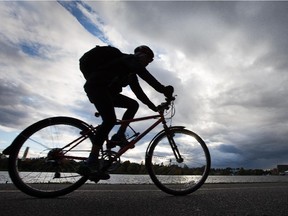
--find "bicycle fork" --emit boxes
[164,127,184,163]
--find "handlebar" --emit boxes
[157,96,176,112]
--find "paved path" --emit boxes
[1,183,288,216]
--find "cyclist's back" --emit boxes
[81,47,164,95]
[79,45,123,80]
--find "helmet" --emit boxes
[134,45,154,61]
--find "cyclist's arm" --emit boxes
[137,68,166,93]
[129,76,157,111]
[121,55,165,93]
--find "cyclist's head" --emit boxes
[134,45,154,64]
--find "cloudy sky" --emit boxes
[1,1,288,169]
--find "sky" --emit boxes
[1,1,288,170]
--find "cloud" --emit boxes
[1,1,288,169]
[0,1,100,130]
[58,1,109,44]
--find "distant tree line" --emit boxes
[209,167,271,176]
[0,153,273,175]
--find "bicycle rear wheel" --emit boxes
[146,127,210,196]
[8,116,92,198]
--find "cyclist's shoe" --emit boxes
[77,163,110,181]
[108,133,130,149]
[88,170,110,182]
[77,164,91,176]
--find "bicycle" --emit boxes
[3,96,211,198]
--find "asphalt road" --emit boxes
[0,183,287,216]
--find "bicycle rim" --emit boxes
[146,128,211,196]
[8,117,91,198]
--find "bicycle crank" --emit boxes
[101,150,121,172]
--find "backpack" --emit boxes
[79,45,123,79]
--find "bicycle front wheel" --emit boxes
[8,117,92,198]
[146,127,210,196]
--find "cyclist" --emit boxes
[78,45,174,181]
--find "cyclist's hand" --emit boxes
[156,105,163,112]
[148,103,158,112]
[163,85,174,99]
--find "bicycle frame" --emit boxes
[61,112,169,161]
[114,113,167,156]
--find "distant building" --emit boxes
[277,165,288,175]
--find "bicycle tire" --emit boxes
[145,127,210,196]
[8,116,92,198]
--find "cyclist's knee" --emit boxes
[130,100,139,112]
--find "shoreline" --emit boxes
[1,171,288,185]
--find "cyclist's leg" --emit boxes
[84,82,117,150]
[90,96,116,163]
[92,95,117,146]
[82,83,116,179]
[113,94,139,135]
[81,96,115,180]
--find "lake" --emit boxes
[1,171,288,184]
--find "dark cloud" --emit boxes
[0,80,31,127]
[218,144,242,155]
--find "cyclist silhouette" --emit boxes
[79,45,174,180]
